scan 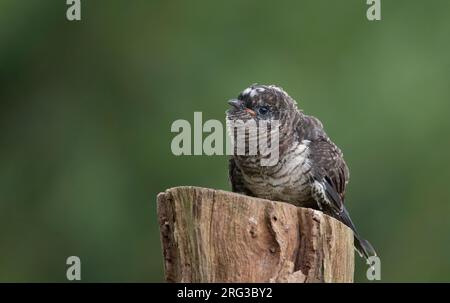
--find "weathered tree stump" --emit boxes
[157,186,354,283]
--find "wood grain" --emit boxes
[157,186,354,283]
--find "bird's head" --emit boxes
[226,84,301,160]
[226,84,299,125]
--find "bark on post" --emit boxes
[157,186,354,283]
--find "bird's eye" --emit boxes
[258,106,269,115]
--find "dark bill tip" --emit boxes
[228,99,242,109]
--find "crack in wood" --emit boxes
[157,186,354,283]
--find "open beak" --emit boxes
[228,99,256,117]
[245,108,256,117]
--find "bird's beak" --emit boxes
[228,99,256,117]
[228,99,242,109]
[245,108,256,117]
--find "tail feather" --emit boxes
[354,234,377,260]
[335,206,377,260]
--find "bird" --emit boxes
[226,83,376,260]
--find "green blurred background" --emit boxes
[1,0,449,282]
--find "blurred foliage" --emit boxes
[0,0,449,282]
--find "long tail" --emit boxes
[335,206,377,260]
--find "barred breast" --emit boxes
[237,139,314,206]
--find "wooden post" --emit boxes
[157,186,354,283]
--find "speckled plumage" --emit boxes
[227,84,376,260]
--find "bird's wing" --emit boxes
[309,138,377,259]
[308,138,349,214]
